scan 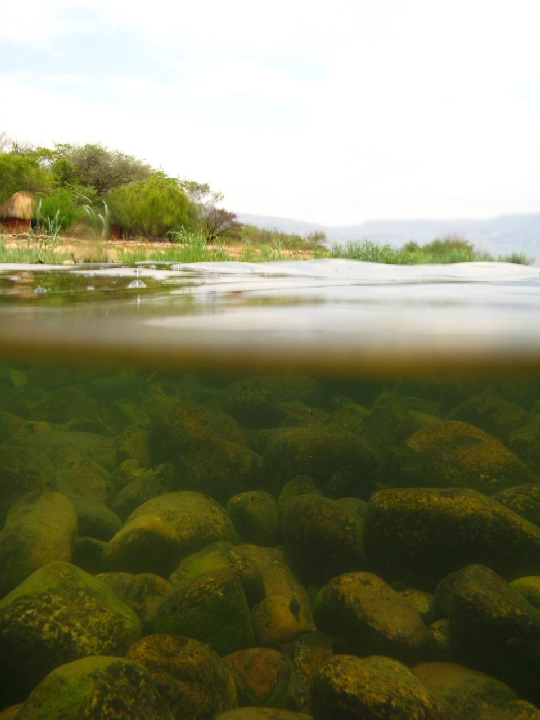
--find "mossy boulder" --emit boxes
[110,471,167,521]
[251,595,314,647]
[228,491,281,546]
[126,633,238,718]
[412,662,517,718]
[276,476,322,518]
[217,710,312,720]
[224,647,292,708]
[309,654,450,720]
[0,445,56,524]
[509,424,540,473]
[170,541,265,609]
[435,564,540,695]
[364,488,540,590]
[103,513,183,576]
[399,588,438,626]
[510,576,540,609]
[493,484,540,527]
[282,494,365,584]
[262,425,375,498]
[72,536,106,574]
[313,571,428,664]
[287,631,334,713]
[124,573,173,633]
[16,655,172,719]
[0,491,77,598]
[49,478,122,541]
[392,420,532,495]
[0,561,142,707]
[154,568,255,656]
[126,491,239,560]
[22,430,117,475]
[26,386,100,424]
[221,375,324,429]
[447,395,529,443]
[116,423,152,467]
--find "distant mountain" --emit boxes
[237,212,540,263]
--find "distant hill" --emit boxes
[237,212,540,263]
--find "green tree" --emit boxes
[0,153,52,203]
[107,172,193,238]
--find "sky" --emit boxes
[1,0,540,225]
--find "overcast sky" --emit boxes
[1,1,539,225]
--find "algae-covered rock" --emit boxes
[50,478,121,541]
[116,423,152,467]
[313,571,428,664]
[16,655,173,719]
[282,494,365,584]
[392,420,532,495]
[111,470,167,521]
[447,395,529,443]
[435,564,540,695]
[262,425,375,498]
[309,654,450,720]
[127,491,239,559]
[124,573,173,633]
[251,595,314,647]
[287,631,334,713]
[22,430,117,474]
[364,488,540,589]
[0,561,142,707]
[510,575,540,609]
[509,424,540,474]
[170,541,265,609]
[72,536,106,574]
[27,386,100,424]
[493,484,540,527]
[480,701,540,719]
[126,633,238,718]
[221,375,324,429]
[0,491,77,597]
[413,661,517,718]
[0,445,56,524]
[276,476,322,518]
[399,588,438,626]
[224,647,292,708]
[103,513,182,576]
[154,568,254,656]
[217,710,312,720]
[228,491,281,546]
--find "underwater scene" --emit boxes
[2,260,540,719]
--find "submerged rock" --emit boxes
[228,491,281,546]
[224,647,292,708]
[0,445,56,524]
[126,633,238,718]
[287,631,334,713]
[0,491,77,597]
[16,655,172,719]
[309,654,450,720]
[364,487,540,589]
[0,561,141,708]
[313,571,428,664]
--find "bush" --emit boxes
[0,153,52,203]
[36,188,85,231]
[107,173,193,238]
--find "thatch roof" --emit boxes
[0,191,35,220]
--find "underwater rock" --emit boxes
[251,594,314,647]
[276,476,322,518]
[0,384,29,418]
[126,490,239,560]
[225,647,292,709]
[510,576,540,609]
[262,425,375,498]
[424,619,456,663]
[72,536,106,574]
[0,409,31,443]
[493,484,540,527]
[509,424,540,474]
[479,700,540,719]
[228,491,281,546]
[116,423,152,467]
[22,429,117,474]
[282,494,365,584]
[110,470,168,521]
[126,633,238,718]
[123,573,173,633]
[221,375,324,429]
[170,541,265,609]
[309,654,450,720]
[0,444,56,524]
[313,571,428,664]
[399,588,438,626]
[103,513,183,576]
[447,395,529,443]
[154,568,254,656]
[286,631,334,713]
[95,570,136,603]
[364,487,540,589]
[392,420,532,495]
[51,479,122,541]
[217,710,312,720]
[0,491,77,597]
[0,561,142,707]
[435,564,540,695]
[16,655,172,719]
[27,386,100,424]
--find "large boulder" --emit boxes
[364,488,540,589]
[0,561,142,708]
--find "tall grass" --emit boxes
[119,230,228,264]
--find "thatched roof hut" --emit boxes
[0,191,35,232]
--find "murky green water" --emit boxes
[1,260,540,718]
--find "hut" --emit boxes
[0,191,35,233]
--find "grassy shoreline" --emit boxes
[0,231,534,266]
